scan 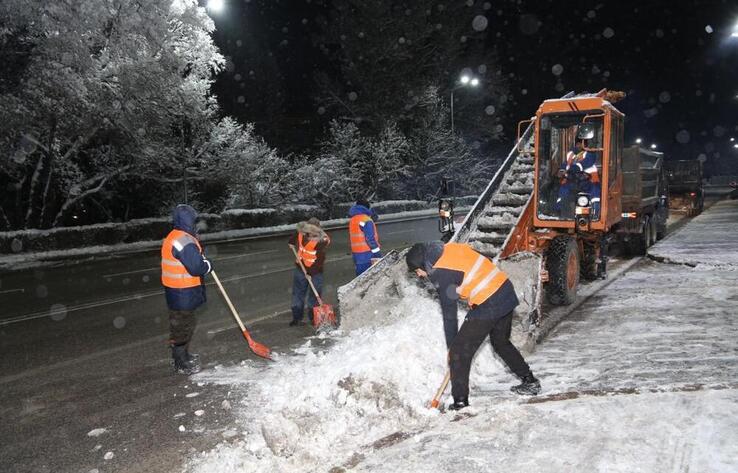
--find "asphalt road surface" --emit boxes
[0,215,442,473]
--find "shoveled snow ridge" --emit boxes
[649,200,738,269]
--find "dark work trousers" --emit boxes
[449,311,531,401]
[291,268,323,322]
[169,309,198,346]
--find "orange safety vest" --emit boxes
[563,150,600,184]
[432,243,509,307]
[161,229,203,289]
[348,214,379,254]
[297,232,320,268]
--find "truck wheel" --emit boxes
[629,215,650,256]
[649,216,657,246]
[546,236,579,306]
[580,243,598,281]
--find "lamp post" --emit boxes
[450,74,480,134]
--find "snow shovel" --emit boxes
[289,245,337,329]
[211,271,272,360]
[430,371,450,409]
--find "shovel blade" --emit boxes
[242,330,272,360]
[312,304,337,328]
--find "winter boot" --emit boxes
[511,373,541,396]
[448,398,469,411]
[185,344,201,370]
[172,345,200,375]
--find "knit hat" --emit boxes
[405,243,426,272]
[356,198,371,209]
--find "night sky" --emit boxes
[208,0,738,176]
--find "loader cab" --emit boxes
[522,94,624,234]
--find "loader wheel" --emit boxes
[546,237,579,306]
[580,243,598,281]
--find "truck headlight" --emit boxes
[576,195,590,207]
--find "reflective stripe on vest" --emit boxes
[298,232,320,268]
[161,229,203,289]
[432,243,509,306]
[348,214,379,253]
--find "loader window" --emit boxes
[609,115,623,185]
[536,112,603,221]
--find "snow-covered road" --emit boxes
[186,200,738,473]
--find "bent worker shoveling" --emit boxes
[405,241,541,411]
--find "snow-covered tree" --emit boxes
[0,0,223,229]
[404,87,498,200]
[206,118,294,209]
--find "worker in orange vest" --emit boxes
[406,241,541,410]
[161,204,213,375]
[348,199,381,276]
[288,217,331,326]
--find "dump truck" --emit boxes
[664,160,704,216]
[615,146,669,255]
[338,89,658,349]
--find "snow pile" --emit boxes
[188,277,509,472]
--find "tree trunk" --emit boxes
[24,152,46,229]
[0,205,11,231]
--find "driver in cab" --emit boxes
[555,123,601,218]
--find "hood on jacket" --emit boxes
[296,221,327,240]
[348,204,379,221]
[173,204,198,234]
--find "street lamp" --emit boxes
[450,74,480,134]
[207,0,224,13]
[635,138,642,144]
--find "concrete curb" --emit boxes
[523,257,644,353]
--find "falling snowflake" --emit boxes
[658,91,671,103]
[603,27,615,39]
[36,285,48,298]
[676,130,691,144]
[478,64,487,74]
[519,14,539,35]
[237,96,245,104]
[485,105,496,115]
[643,107,659,118]
[713,126,726,137]
[348,92,358,101]
[10,238,22,252]
[113,316,126,329]
[587,10,596,19]
[551,64,564,76]
[472,15,489,32]
[656,29,664,38]
[50,304,67,322]
[460,36,467,43]
[466,0,474,6]
[398,37,406,44]
[483,2,491,10]
[522,89,528,95]
[317,106,326,115]
[705,25,713,34]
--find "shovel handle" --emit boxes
[211,271,247,333]
[430,371,451,409]
[289,244,324,305]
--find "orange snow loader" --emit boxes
[499,89,629,305]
